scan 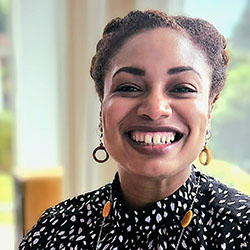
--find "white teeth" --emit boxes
[136,134,140,142]
[161,136,166,144]
[170,134,175,142]
[131,132,177,145]
[145,134,152,144]
[153,134,161,144]
[139,134,144,142]
[166,135,171,144]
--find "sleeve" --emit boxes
[18,208,53,250]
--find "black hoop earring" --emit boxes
[92,143,109,163]
[92,109,109,163]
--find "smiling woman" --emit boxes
[19,10,250,250]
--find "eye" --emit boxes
[115,84,142,93]
[170,84,197,94]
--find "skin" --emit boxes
[102,28,213,209]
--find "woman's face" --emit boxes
[102,28,212,179]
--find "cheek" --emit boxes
[102,100,120,135]
[102,98,133,137]
[191,100,209,134]
[179,99,209,132]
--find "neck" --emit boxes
[118,166,191,210]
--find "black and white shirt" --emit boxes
[19,166,250,249]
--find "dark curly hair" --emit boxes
[90,10,229,102]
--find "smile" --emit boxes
[125,127,184,155]
[129,131,182,145]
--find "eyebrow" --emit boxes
[113,67,145,78]
[167,66,201,79]
[113,65,201,79]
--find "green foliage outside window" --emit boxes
[209,1,250,174]
[211,51,250,173]
[0,111,13,172]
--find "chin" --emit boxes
[119,156,191,180]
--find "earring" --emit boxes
[92,111,109,163]
[199,130,212,166]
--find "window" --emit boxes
[0,0,14,249]
[185,0,250,195]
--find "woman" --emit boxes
[19,10,250,249]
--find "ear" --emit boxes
[207,98,216,129]
[208,93,220,118]
[208,102,213,120]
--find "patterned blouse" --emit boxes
[19,166,250,249]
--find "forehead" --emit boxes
[109,28,211,77]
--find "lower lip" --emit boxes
[126,136,181,156]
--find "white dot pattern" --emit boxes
[19,166,250,249]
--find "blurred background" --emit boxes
[0,0,249,248]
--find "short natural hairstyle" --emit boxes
[90,10,229,102]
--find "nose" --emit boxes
[137,88,172,120]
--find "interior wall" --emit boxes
[64,0,118,198]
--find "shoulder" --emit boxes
[19,183,111,249]
[197,171,250,246]
[41,183,111,219]
[199,171,250,220]
[192,170,250,248]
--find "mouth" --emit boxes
[128,130,183,145]
[125,127,184,155]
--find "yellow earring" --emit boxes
[199,145,211,166]
[199,129,212,166]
